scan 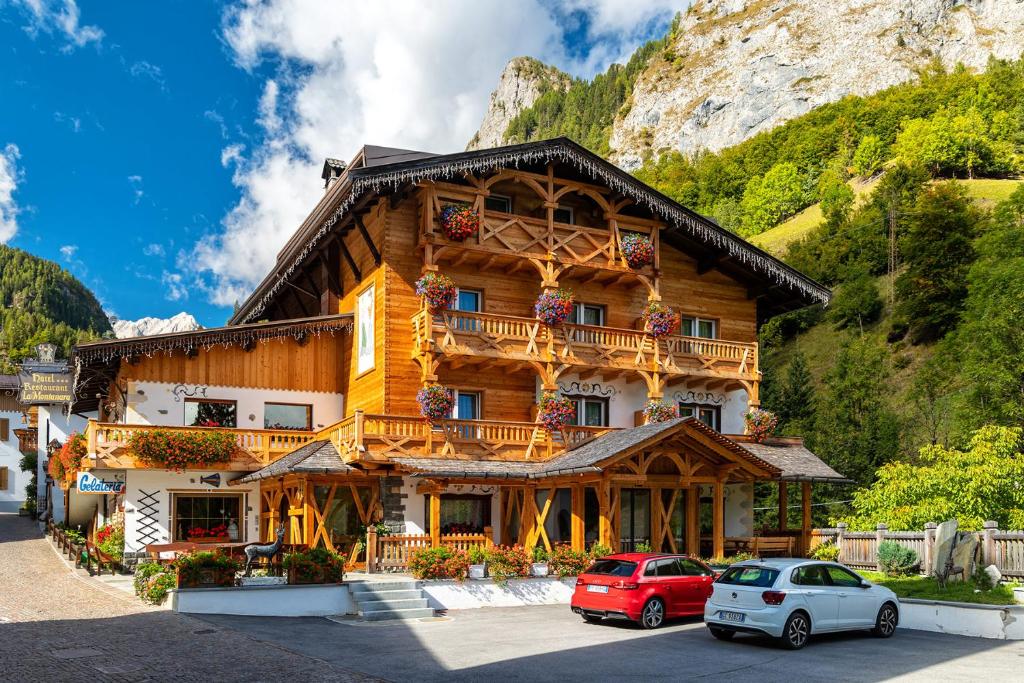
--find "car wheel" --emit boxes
[708,626,735,641]
[640,598,665,629]
[581,613,602,624]
[872,603,898,638]
[780,612,810,650]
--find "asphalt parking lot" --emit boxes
[198,604,1024,682]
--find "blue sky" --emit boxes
[1,1,677,327]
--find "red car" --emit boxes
[571,553,716,629]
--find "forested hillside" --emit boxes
[0,245,111,372]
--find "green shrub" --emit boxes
[634,541,653,553]
[134,562,175,604]
[810,542,841,562]
[282,547,346,583]
[174,551,240,586]
[485,545,531,585]
[877,541,919,576]
[547,544,590,578]
[588,543,613,559]
[531,545,549,563]
[467,545,487,565]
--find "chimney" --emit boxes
[321,158,347,190]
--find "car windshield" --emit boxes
[717,565,780,587]
[585,559,637,577]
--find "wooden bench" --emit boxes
[83,541,122,575]
[725,536,795,557]
[145,542,198,563]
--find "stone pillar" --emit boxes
[366,526,377,574]
[923,522,937,576]
[875,523,888,571]
[982,520,998,567]
[836,522,847,563]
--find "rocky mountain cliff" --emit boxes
[470,0,1024,168]
[112,312,201,338]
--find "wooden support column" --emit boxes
[521,486,538,548]
[686,485,700,556]
[778,481,788,532]
[430,492,441,549]
[571,484,585,552]
[712,480,725,560]
[597,479,612,547]
[650,486,662,552]
[801,481,812,557]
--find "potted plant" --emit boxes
[537,392,576,432]
[641,302,679,338]
[186,524,230,544]
[416,384,455,423]
[588,543,613,560]
[415,272,458,314]
[485,545,531,586]
[174,551,240,589]
[548,544,590,578]
[530,546,550,577]
[744,408,779,443]
[467,545,488,580]
[534,289,574,326]
[283,547,346,584]
[440,204,479,241]
[407,546,469,582]
[642,400,679,424]
[620,232,654,268]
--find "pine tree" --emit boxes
[778,351,815,432]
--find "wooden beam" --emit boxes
[286,284,314,318]
[801,481,812,558]
[317,251,342,296]
[597,479,611,548]
[354,214,382,266]
[713,479,725,560]
[285,278,318,302]
[778,481,788,531]
[332,233,362,282]
[430,492,441,548]
[571,484,585,552]
[686,484,700,556]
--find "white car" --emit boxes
[704,558,899,649]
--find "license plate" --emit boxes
[719,611,745,623]
[587,585,609,594]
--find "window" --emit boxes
[452,391,480,420]
[824,565,864,588]
[485,194,512,213]
[586,559,637,576]
[426,494,492,535]
[185,399,237,428]
[172,493,242,542]
[793,565,829,586]
[570,303,605,327]
[717,566,780,587]
[455,289,482,312]
[654,558,682,576]
[553,205,574,224]
[679,558,711,576]
[680,316,717,339]
[264,403,312,430]
[567,396,608,427]
[679,404,720,431]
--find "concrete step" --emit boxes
[351,589,424,603]
[354,597,429,611]
[359,606,434,621]
[349,580,418,594]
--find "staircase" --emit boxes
[349,580,434,621]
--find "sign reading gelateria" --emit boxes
[77,472,126,495]
[18,369,73,404]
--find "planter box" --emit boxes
[287,566,344,585]
[187,536,229,544]
[468,564,487,580]
[178,567,236,589]
[530,563,550,577]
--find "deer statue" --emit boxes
[243,524,285,577]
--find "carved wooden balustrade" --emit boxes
[412,309,759,383]
[318,410,611,463]
[84,421,319,469]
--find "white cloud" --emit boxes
[59,244,77,261]
[161,270,189,301]
[188,1,678,307]
[0,144,23,243]
[128,60,167,91]
[143,243,165,257]
[127,174,144,203]
[13,0,103,50]
[53,111,82,133]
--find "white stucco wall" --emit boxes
[35,406,93,523]
[123,469,260,554]
[0,409,31,512]
[124,380,344,431]
[399,480,504,543]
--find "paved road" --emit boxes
[0,513,372,683]
[200,603,1024,682]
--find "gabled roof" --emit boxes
[731,436,851,483]
[230,137,830,325]
[231,440,355,484]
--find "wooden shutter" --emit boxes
[0,418,8,442]
[0,466,8,491]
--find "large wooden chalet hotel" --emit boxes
[55,138,844,567]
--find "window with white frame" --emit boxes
[567,396,609,427]
[484,194,512,214]
[678,403,720,431]
[570,302,605,326]
[553,205,574,224]
[680,316,717,339]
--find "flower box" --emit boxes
[187,536,229,544]
[177,567,236,589]
[287,566,343,585]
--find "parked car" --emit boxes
[704,558,900,649]
[571,553,716,629]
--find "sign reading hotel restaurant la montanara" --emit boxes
[18,370,73,404]
[77,472,126,495]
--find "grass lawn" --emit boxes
[860,570,1019,605]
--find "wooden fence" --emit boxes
[811,521,1024,578]
[370,529,492,572]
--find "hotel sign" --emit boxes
[19,370,73,405]
[77,472,126,495]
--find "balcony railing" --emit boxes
[84,421,319,469]
[318,411,610,463]
[413,309,758,381]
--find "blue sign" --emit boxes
[76,472,126,495]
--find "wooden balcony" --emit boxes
[412,309,759,383]
[319,411,610,463]
[84,421,319,470]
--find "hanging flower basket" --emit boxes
[415,272,457,314]
[417,385,454,423]
[643,400,679,424]
[620,233,654,268]
[538,392,576,432]
[440,205,479,241]
[50,433,87,489]
[642,302,679,338]
[534,289,574,326]
[744,408,779,443]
